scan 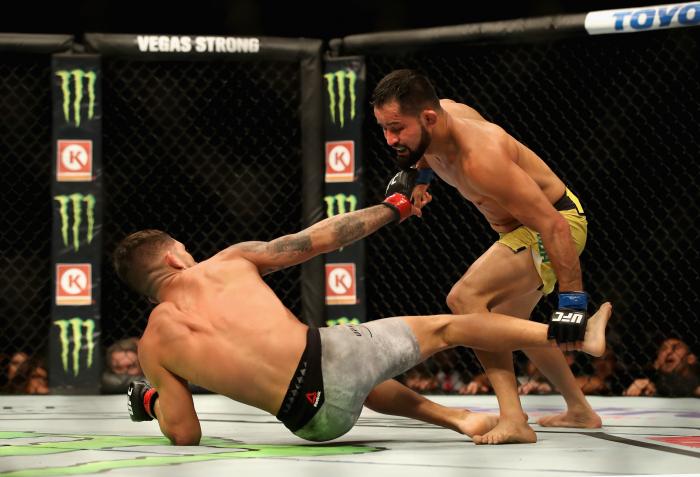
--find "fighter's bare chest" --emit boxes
[424,155,488,204]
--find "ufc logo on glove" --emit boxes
[551,311,585,324]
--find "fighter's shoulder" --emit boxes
[217,242,267,260]
[440,98,487,121]
[147,303,179,328]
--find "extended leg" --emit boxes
[364,379,498,438]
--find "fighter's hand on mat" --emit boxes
[383,169,421,222]
[127,380,159,421]
[547,291,588,351]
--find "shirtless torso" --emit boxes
[421,99,566,233]
[139,249,307,415]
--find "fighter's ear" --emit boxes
[422,109,438,126]
[164,250,187,270]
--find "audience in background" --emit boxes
[403,362,439,393]
[517,358,554,395]
[575,349,622,396]
[4,336,697,398]
[461,372,493,395]
[625,338,700,397]
[7,351,29,382]
[101,337,145,393]
[4,352,49,394]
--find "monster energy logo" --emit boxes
[326,316,361,327]
[55,69,97,127]
[324,193,357,217]
[54,193,95,251]
[324,69,357,128]
[53,318,95,376]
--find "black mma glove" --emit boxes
[547,291,589,344]
[127,380,159,421]
[382,169,417,222]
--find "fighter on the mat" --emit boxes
[115,179,612,445]
[372,69,600,444]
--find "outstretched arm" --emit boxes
[225,202,409,275]
[137,335,201,445]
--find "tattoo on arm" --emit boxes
[271,234,313,254]
[331,214,367,249]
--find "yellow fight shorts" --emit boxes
[497,188,587,295]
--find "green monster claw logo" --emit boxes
[324,193,357,217]
[324,69,357,128]
[55,69,97,127]
[53,318,96,377]
[0,431,379,476]
[326,316,361,327]
[54,193,95,252]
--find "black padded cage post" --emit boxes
[83,34,325,357]
[0,34,73,393]
[332,4,700,396]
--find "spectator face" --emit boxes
[8,352,28,380]
[26,366,49,394]
[593,349,617,378]
[654,339,696,374]
[110,350,142,375]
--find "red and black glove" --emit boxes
[127,380,158,421]
[382,169,416,223]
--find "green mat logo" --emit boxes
[324,68,357,128]
[55,69,97,127]
[53,318,95,376]
[54,193,95,252]
[326,316,361,327]
[0,431,379,477]
[324,193,357,217]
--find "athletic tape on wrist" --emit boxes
[558,291,588,310]
[415,168,435,184]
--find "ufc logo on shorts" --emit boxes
[551,311,584,324]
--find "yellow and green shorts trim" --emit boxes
[497,188,587,295]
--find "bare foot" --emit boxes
[472,418,537,445]
[581,302,613,357]
[454,411,499,437]
[537,409,602,428]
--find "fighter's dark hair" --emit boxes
[371,69,441,116]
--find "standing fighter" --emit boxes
[114,187,611,445]
[372,69,599,444]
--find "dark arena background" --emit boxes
[1,6,698,398]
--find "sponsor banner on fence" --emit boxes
[51,54,102,391]
[323,57,366,324]
[585,2,700,35]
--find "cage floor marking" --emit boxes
[1,395,698,477]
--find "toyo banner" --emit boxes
[50,54,103,392]
[323,57,367,325]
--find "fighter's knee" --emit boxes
[446,283,485,314]
[446,285,466,313]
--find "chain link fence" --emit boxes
[1,27,698,397]
[361,28,700,395]
[100,59,304,349]
[0,54,52,391]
